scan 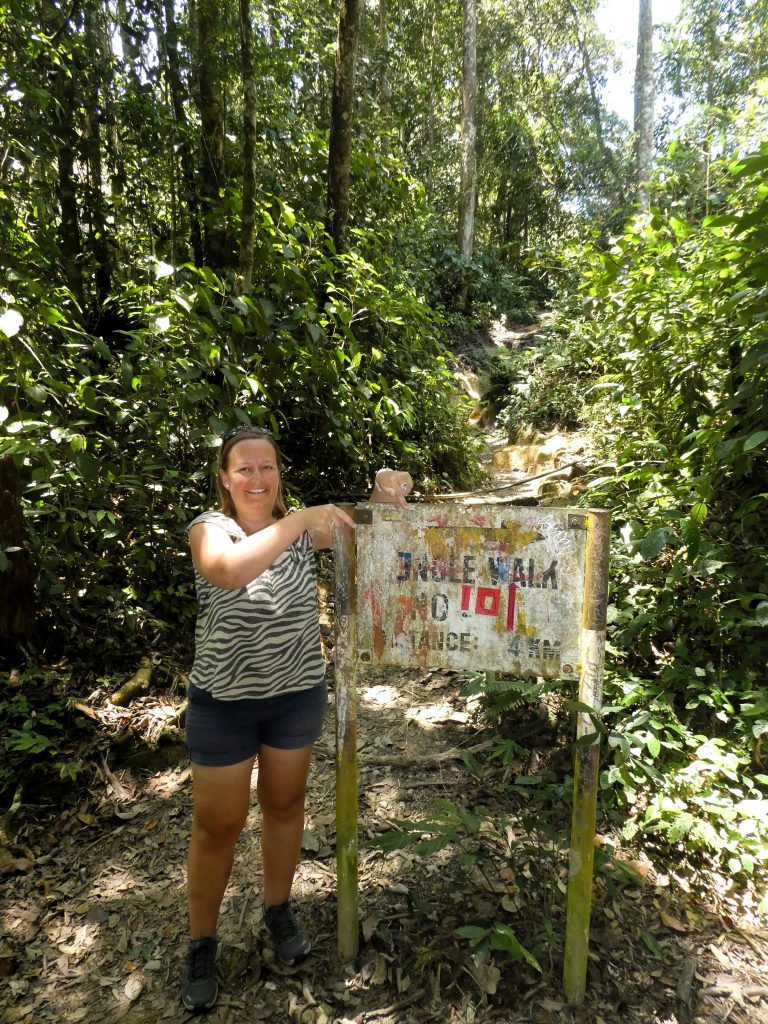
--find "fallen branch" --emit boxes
[110,657,153,707]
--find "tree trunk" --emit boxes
[378,0,389,150]
[114,0,142,86]
[425,3,438,203]
[55,72,85,309]
[327,0,362,253]
[83,0,113,307]
[160,0,204,265]
[193,0,229,268]
[702,0,718,216]
[457,0,477,305]
[634,0,654,211]
[101,5,126,204]
[0,457,36,646]
[238,0,258,291]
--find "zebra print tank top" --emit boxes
[188,511,325,700]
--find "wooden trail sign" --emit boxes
[333,503,610,1006]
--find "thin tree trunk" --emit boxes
[83,0,113,307]
[101,5,126,204]
[425,2,437,202]
[378,0,389,151]
[56,73,85,309]
[194,0,229,268]
[457,0,477,306]
[634,0,654,211]
[0,457,36,645]
[702,0,718,216]
[115,0,142,86]
[161,0,204,265]
[238,0,257,291]
[327,0,362,253]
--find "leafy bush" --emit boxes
[489,340,587,436]
[564,144,768,875]
[447,143,768,883]
[0,198,484,668]
[0,671,88,802]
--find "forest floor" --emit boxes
[3,322,768,1024]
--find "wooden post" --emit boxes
[563,509,611,1005]
[333,515,360,962]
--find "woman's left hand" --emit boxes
[371,469,414,509]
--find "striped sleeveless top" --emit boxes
[188,511,325,700]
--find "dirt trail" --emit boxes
[4,667,765,1024]
[2,327,767,1024]
[453,319,593,508]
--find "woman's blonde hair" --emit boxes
[216,426,287,520]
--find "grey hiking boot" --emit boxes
[264,902,312,964]
[181,937,218,1012]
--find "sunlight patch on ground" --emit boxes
[405,703,470,729]
[361,685,402,708]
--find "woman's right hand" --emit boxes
[298,504,357,549]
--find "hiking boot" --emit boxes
[264,902,312,964]
[181,937,218,1012]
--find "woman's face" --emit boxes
[219,438,280,522]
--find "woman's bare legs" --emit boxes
[256,744,313,908]
[187,757,255,939]
[186,744,312,941]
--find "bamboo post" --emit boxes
[563,509,611,1004]
[333,513,360,962]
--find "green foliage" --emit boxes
[455,924,542,972]
[489,339,588,437]
[535,142,768,874]
[0,671,88,799]
[599,669,768,874]
[453,140,768,882]
[463,672,565,722]
[1,196,484,665]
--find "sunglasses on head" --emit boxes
[220,425,275,445]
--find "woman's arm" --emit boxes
[191,504,356,588]
[309,469,414,551]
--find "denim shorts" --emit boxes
[186,683,328,767]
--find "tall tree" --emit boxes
[567,0,628,209]
[193,0,230,267]
[159,0,204,265]
[327,0,363,252]
[634,0,655,209]
[53,28,85,310]
[82,0,114,307]
[458,0,477,267]
[238,0,258,290]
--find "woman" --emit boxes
[182,424,412,1012]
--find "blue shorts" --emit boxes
[186,683,328,767]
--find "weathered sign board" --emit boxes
[333,503,610,1006]
[354,505,589,677]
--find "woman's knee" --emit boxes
[257,784,306,820]
[192,806,247,847]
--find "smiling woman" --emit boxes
[179,425,413,1013]
[218,435,283,528]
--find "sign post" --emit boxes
[333,503,610,1003]
[334,507,360,963]
[563,508,611,1004]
